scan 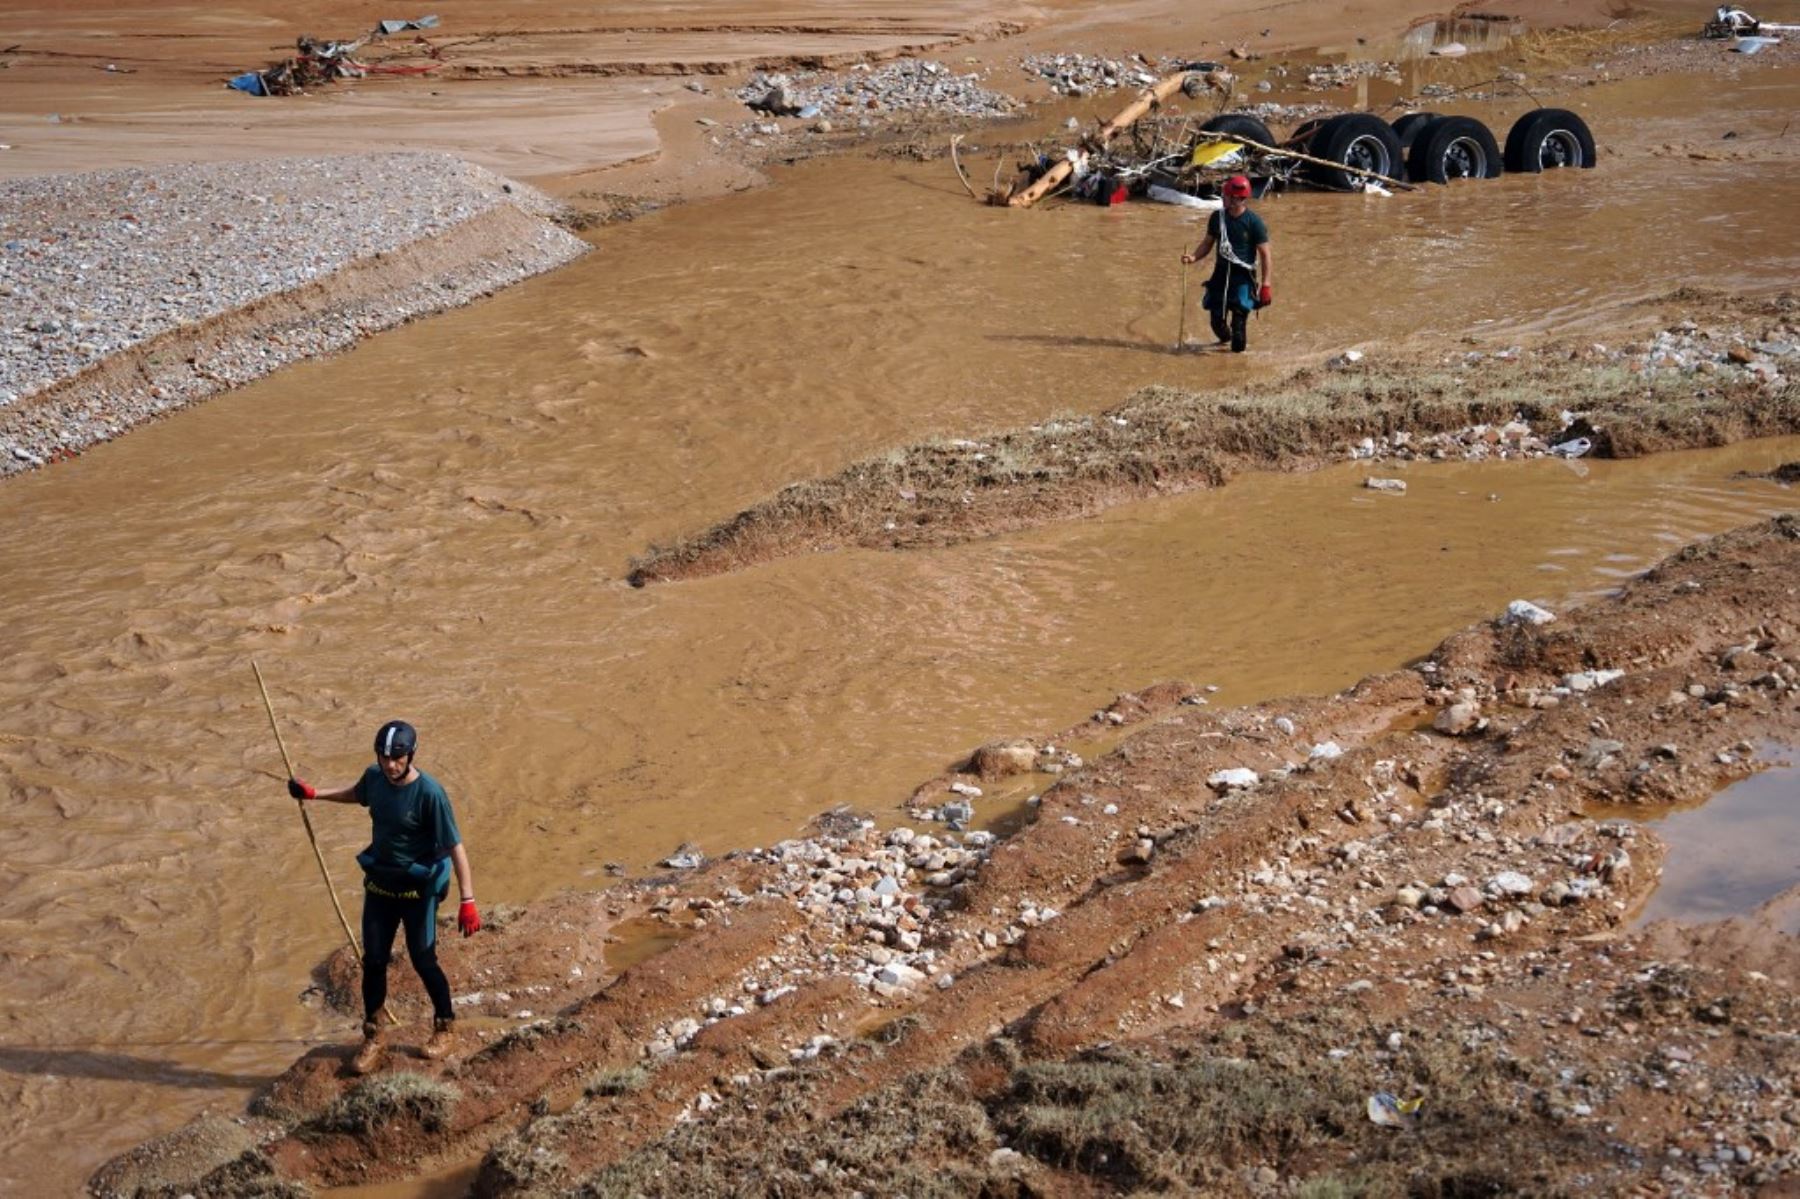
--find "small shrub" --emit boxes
[584,1065,649,1097]
[318,1072,459,1136]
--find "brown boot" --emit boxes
[350,1021,385,1075]
[422,1017,456,1061]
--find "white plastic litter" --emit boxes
[1549,436,1593,459]
[1147,184,1222,210]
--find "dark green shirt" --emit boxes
[1207,208,1268,276]
[355,766,461,870]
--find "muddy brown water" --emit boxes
[1606,748,1800,929]
[2,65,1798,1193]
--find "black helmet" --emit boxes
[373,720,417,759]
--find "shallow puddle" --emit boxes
[1606,747,1800,929]
[605,916,698,974]
[323,1161,481,1199]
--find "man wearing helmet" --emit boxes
[286,720,480,1073]
[1181,174,1273,353]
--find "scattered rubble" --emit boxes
[1020,53,1161,96]
[1304,60,1402,89]
[736,60,1019,127]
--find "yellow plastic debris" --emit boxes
[1191,140,1245,167]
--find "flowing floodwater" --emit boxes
[2,65,1797,1193]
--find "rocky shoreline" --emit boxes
[0,152,588,477]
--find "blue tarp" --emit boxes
[227,71,266,96]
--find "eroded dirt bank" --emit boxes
[629,291,1800,585]
[94,514,1800,1196]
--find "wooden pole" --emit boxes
[252,660,363,961]
[1176,257,1189,350]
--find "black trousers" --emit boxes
[361,887,455,1023]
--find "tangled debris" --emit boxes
[226,16,444,97]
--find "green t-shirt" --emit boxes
[355,765,461,871]
[1207,208,1268,276]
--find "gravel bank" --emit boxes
[0,152,589,477]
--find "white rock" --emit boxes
[1501,599,1556,626]
[1364,477,1407,493]
[1207,767,1260,791]
[1562,669,1625,692]
[1274,716,1296,736]
[1489,871,1534,896]
[1309,741,1344,761]
[876,962,926,988]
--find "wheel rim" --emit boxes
[1537,130,1583,169]
[1441,136,1487,178]
[1342,134,1391,177]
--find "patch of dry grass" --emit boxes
[315,1072,459,1137]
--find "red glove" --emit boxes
[458,900,481,937]
[286,777,315,800]
[1258,284,1273,308]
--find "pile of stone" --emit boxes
[1341,417,1568,464]
[1618,319,1795,387]
[1232,99,1340,126]
[736,59,1020,125]
[653,821,1001,1035]
[1020,53,1160,96]
[1304,60,1402,89]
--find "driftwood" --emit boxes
[949,134,978,200]
[1000,71,1194,208]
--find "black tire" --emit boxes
[1287,116,1327,150]
[1307,113,1406,190]
[1503,108,1597,172]
[1391,111,1436,153]
[1200,113,1276,148]
[1408,114,1503,183]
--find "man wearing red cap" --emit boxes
[1182,174,1272,353]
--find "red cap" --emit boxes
[1223,175,1252,198]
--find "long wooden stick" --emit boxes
[252,660,363,961]
[1176,257,1189,350]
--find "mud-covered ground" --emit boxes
[93,511,1800,1195]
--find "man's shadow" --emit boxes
[0,1045,276,1090]
[990,332,1224,356]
